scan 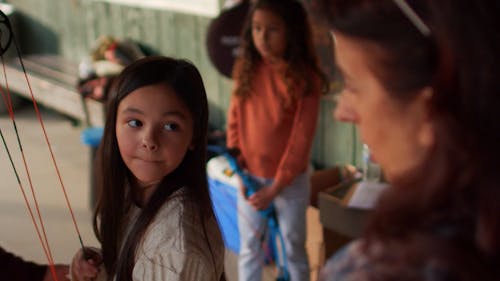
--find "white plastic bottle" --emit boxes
[362,144,381,182]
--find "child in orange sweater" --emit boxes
[227,0,328,280]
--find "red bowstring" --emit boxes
[0,59,58,280]
[11,36,87,249]
[12,47,87,241]
[0,34,87,280]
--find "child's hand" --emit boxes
[71,247,102,281]
[248,186,276,210]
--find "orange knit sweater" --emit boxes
[227,62,321,188]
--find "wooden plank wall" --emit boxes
[6,0,361,168]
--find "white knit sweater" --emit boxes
[93,188,225,281]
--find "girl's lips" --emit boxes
[135,157,162,163]
[142,159,162,163]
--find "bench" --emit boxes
[0,54,105,127]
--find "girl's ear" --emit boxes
[416,87,435,149]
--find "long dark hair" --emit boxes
[93,56,216,280]
[318,0,500,278]
[233,0,328,106]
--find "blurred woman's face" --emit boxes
[332,32,434,182]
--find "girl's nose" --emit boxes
[142,140,158,151]
[333,94,358,123]
[142,130,158,151]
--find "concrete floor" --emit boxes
[0,104,324,280]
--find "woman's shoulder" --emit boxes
[319,240,371,281]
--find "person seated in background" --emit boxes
[1,246,68,281]
[77,35,148,102]
[316,0,500,280]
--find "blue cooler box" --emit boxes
[207,156,241,253]
[207,156,278,264]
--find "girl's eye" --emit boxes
[127,119,142,128]
[164,123,179,131]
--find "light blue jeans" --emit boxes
[237,171,310,281]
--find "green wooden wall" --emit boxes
[6,0,361,168]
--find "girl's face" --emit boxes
[116,83,194,202]
[251,8,287,63]
[333,32,434,181]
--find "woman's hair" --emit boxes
[93,56,215,280]
[233,0,328,106]
[319,0,500,278]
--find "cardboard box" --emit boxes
[318,186,369,239]
[310,167,342,207]
[319,180,388,237]
[318,180,371,259]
